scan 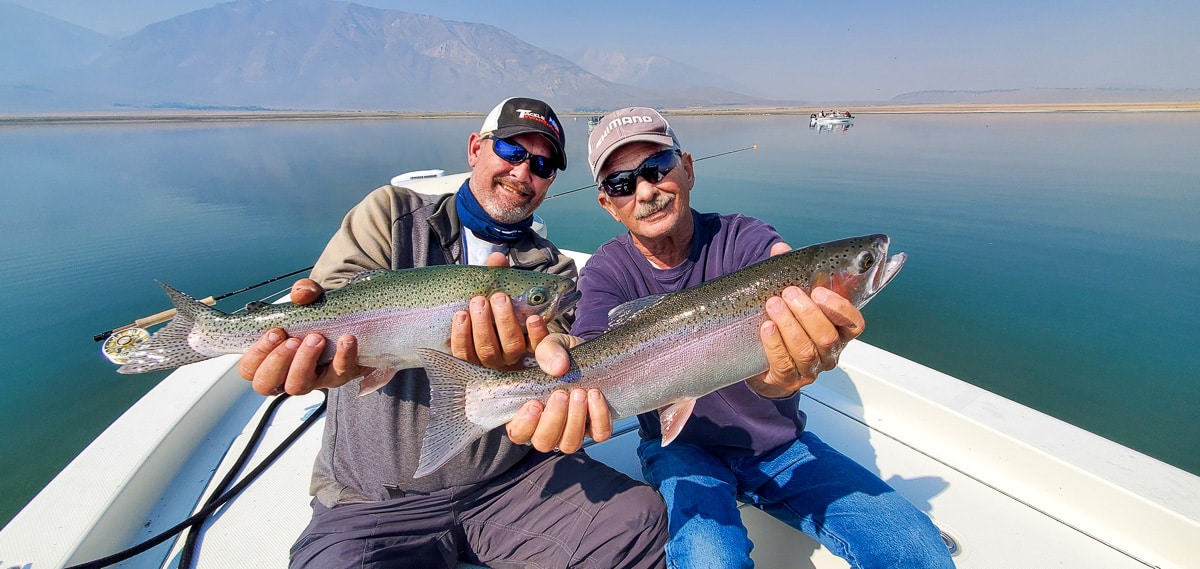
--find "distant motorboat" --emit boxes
[810,110,855,127]
[587,115,602,133]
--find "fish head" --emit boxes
[809,234,906,309]
[495,270,581,325]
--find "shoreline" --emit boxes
[663,101,1200,115]
[3,101,1199,126]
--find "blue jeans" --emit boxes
[638,432,954,569]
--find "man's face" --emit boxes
[466,132,557,224]
[597,141,694,242]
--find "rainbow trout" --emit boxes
[117,266,579,394]
[414,235,905,477]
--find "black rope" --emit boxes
[177,389,300,568]
[65,392,327,569]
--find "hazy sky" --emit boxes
[11,0,1200,101]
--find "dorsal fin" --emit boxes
[607,293,670,328]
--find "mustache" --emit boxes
[634,192,674,219]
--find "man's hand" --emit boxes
[451,252,612,452]
[450,252,550,369]
[237,278,372,395]
[505,333,614,453]
[747,242,866,398]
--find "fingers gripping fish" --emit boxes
[415,235,906,477]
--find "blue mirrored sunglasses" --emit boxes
[599,148,682,197]
[486,136,558,180]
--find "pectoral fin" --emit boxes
[357,368,400,396]
[658,399,696,446]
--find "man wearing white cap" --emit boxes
[238,98,667,569]
[536,107,954,568]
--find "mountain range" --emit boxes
[0,0,769,113]
[1,0,1195,114]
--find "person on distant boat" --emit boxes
[237,97,667,569]
[533,107,955,568]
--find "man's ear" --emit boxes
[467,132,484,167]
[597,192,621,222]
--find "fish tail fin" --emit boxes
[117,283,221,374]
[413,348,497,478]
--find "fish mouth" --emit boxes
[560,289,582,313]
[873,237,907,294]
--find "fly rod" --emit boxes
[544,144,757,201]
[93,265,314,342]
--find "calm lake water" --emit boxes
[1,112,1197,526]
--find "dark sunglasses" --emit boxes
[486,136,558,180]
[599,148,682,197]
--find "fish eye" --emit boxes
[528,286,548,305]
[855,251,877,272]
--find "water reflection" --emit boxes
[810,122,853,134]
[2,113,1198,528]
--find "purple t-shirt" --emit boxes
[572,210,807,458]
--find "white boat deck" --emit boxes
[5,338,1197,568]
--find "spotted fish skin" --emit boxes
[414,235,906,477]
[116,266,579,374]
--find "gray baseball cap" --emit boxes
[587,107,678,181]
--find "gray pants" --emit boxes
[289,451,667,569]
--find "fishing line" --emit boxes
[232,285,296,315]
[544,144,757,201]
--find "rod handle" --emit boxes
[134,296,216,329]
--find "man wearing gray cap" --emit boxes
[238,97,667,569]
[536,107,954,568]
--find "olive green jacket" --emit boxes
[309,183,577,506]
